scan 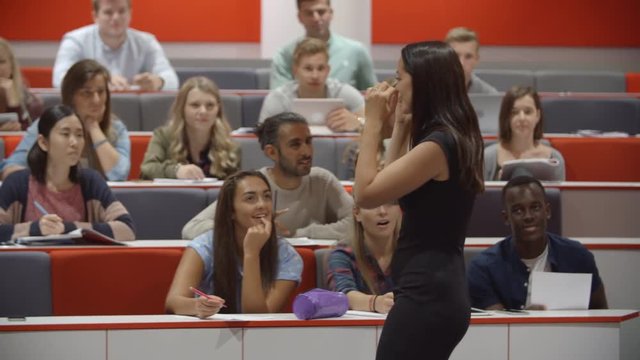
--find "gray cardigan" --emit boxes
[483,142,566,181]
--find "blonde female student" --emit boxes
[140,76,240,180]
[0,105,135,242]
[0,37,43,131]
[327,200,401,313]
[165,170,303,317]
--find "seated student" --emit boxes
[52,0,178,90]
[0,37,43,131]
[165,170,303,317]
[140,77,240,180]
[467,176,608,310]
[270,0,376,91]
[327,200,401,313]
[444,27,498,94]
[1,59,131,181]
[0,105,135,243]
[484,86,565,181]
[182,112,353,240]
[259,37,364,133]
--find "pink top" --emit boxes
[24,176,85,222]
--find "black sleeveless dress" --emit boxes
[376,131,476,360]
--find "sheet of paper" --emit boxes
[285,237,337,247]
[153,177,218,184]
[530,272,592,310]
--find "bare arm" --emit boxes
[346,291,394,314]
[165,248,225,317]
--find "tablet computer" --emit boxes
[291,98,345,126]
[500,158,561,181]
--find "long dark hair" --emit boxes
[498,86,544,143]
[212,170,278,313]
[61,59,112,177]
[27,105,82,184]
[401,41,484,192]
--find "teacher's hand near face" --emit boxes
[243,217,272,258]
[365,83,397,135]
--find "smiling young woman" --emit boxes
[165,170,303,318]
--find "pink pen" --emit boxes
[189,287,227,307]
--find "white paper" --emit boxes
[153,177,218,184]
[530,272,592,310]
[285,237,337,247]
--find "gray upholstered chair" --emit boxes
[542,98,640,135]
[0,251,52,317]
[139,92,175,131]
[466,187,562,237]
[241,94,266,128]
[469,93,503,136]
[111,93,142,131]
[175,67,259,89]
[314,248,333,290]
[475,69,535,92]
[112,188,209,239]
[535,70,626,93]
[256,68,271,90]
[221,94,243,130]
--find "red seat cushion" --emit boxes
[282,248,317,312]
[50,248,183,315]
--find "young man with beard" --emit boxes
[182,112,353,240]
[467,176,608,310]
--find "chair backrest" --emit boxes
[334,137,359,180]
[535,70,626,92]
[375,69,395,82]
[466,187,562,237]
[542,98,640,135]
[236,137,271,171]
[112,188,209,239]
[39,92,62,110]
[221,94,242,130]
[206,188,220,205]
[312,137,337,174]
[50,248,183,315]
[111,93,142,131]
[314,248,332,290]
[241,94,266,128]
[475,69,535,92]
[139,93,175,131]
[256,68,271,90]
[0,251,52,317]
[469,94,503,135]
[549,137,640,181]
[282,247,317,312]
[176,68,258,90]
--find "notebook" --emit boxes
[500,158,561,181]
[0,112,19,124]
[291,98,345,135]
[15,228,126,246]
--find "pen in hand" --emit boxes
[189,287,227,308]
[34,200,49,216]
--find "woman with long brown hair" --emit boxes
[165,170,302,317]
[355,41,484,359]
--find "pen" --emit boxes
[189,287,227,307]
[34,201,49,216]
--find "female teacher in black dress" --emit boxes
[354,41,484,359]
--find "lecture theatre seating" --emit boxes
[0,251,52,317]
[535,70,627,93]
[475,69,535,92]
[541,97,640,135]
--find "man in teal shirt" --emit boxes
[270,0,377,91]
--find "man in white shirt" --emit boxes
[444,27,498,94]
[52,0,178,90]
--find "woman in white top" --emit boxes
[484,86,565,181]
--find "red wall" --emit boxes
[0,0,260,42]
[1,0,639,46]
[371,0,640,46]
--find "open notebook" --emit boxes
[501,158,561,181]
[15,228,126,246]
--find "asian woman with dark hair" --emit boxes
[0,105,135,243]
[355,41,484,359]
